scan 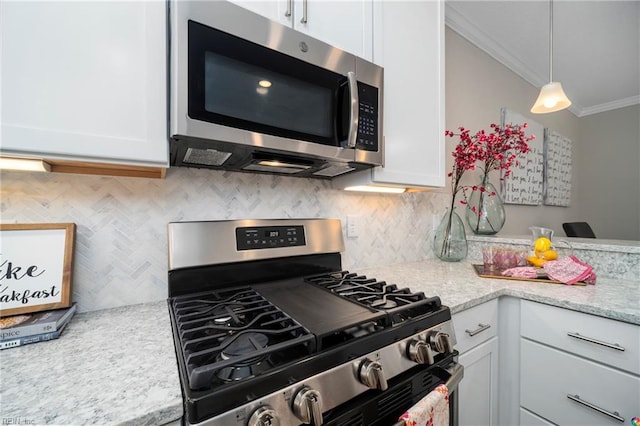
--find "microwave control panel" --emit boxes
[356,82,379,152]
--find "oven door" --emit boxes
[323,362,464,426]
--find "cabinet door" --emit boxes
[1,1,168,167]
[293,1,373,61]
[369,0,445,187]
[228,0,372,61]
[458,336,499,426]
[226,0,292,27]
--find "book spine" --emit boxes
[1,329,63,350]
[0,304,77,340]
[0,323,57,340]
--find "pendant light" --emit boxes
[531,0,572,114]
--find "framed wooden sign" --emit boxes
[0,223,75,317]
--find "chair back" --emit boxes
[562,222,596,238]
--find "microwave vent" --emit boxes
[184,147,232,166]
[313,165,355,178]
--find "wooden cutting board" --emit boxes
[472,264,587,286]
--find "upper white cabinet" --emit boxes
[1,1,168,175]
[370,0,445,188]
[228,0,373,61]
[333,0,446,190]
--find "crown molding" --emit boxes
[444,2,639,118]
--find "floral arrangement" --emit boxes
[436,123,533,259]
[445,123,533,207]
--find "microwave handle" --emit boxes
[347,71,359,148]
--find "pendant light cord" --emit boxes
[549,0,553,83]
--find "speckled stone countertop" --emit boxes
[0,301,183,426]
[1,260,638,426]
[360,260,640,325]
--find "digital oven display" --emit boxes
[236,226,306,250]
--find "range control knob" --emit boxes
[292,386,323,425]
[429,331,453,354]
[248,406,279,426]
[407,339,434,365]
[358,358,388,390]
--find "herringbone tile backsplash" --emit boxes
[1,168,449,312]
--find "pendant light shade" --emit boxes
[531,0,571,114]
[531,82,572,113]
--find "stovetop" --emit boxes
[167,219,455,424]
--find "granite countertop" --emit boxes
[0,302,183,426]
[360,260,640,325]
[1,260,638,425]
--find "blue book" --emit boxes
[0,303,77,341]
[1,320,71,350]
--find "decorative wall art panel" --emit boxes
[500,108,544,205]
[543,129,572,207]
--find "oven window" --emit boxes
[188,20,349,147]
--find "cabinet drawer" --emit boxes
[452,299,498,354]
[520,408,555,426]
[521,339,639,425]
[521,300,640,374]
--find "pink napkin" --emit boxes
[398,384,449,426]
[542,255,597,285]
[501,266,539,279]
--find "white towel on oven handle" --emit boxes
[397,383,449,426]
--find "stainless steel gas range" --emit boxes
[167,218,463,426]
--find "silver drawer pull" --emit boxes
[567,332,625,351]
[567,394,625,422]
[465,323,491,337]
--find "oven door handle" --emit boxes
[443,363,464,391]
[392,363,464,426]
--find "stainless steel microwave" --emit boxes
[169,1,383,178]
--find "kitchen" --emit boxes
[1,1,639,425]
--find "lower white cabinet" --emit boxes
[520,300,640,425]
[458,337,499,426]
[452,299,499,426]
[520,408,555,426]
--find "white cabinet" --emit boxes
[459,337,499,426]
[1,1,168,176]
[333,0,446,190]
[228,0,373,61]
[452,299,499,426]
[520,300,640,425]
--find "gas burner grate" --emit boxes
[172,287,316,390]
[305,271,442,324]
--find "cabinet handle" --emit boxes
[465,323,491,337]
[285,0,292,17]
[567,332,625,351]
[300,0,308,23]
[567,394,625,422]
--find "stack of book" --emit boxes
[0,303,77,350]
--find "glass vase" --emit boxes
[434,208,468,262]
[466,179,506,235]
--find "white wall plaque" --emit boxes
[544,129,572,207]
[500,108,544,205]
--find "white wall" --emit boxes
[445,27,640,240]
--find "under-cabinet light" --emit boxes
[0,157,51,172]
[344,185,406,194]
